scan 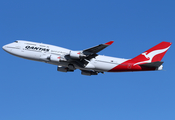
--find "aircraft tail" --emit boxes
[131,41,172,65]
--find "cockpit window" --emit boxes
[14,41,18,43]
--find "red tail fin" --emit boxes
[131,41,172,65]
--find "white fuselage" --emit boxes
[2,40,128,72]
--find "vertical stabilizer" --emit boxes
[131,41,172,65]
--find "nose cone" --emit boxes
[2,45,7,51]
[2,44,12,53]
[2,45,5,50]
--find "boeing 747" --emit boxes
[2,40,172,76]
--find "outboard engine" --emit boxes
[69,51,86,59]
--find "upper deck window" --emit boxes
[14,41,18,43]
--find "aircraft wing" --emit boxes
[82,41,114,55]
[68,41,114,61]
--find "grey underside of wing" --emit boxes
[82,44,109,55]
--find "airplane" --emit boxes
[2,40,172,76]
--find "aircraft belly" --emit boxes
[47,61,69,66]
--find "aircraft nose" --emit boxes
[2,45,7,51]
[2,44,12,53]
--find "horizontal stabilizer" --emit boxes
[139,61,164,68]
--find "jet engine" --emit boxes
[81,70,98,76]
[69,51,86,59]
[50,55,61,62]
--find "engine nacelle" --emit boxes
[81,70,98,76]
[69,51,85,59]
[57,66,74,72]
[50,55,61,62]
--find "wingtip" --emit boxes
[105,41,114,45]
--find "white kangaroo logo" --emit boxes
[134,46,170,65]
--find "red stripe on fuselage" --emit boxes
[108,60,156,72]
[108,60,141,72]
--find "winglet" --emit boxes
[105,41,114,45]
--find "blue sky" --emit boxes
[0,0,175,120]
